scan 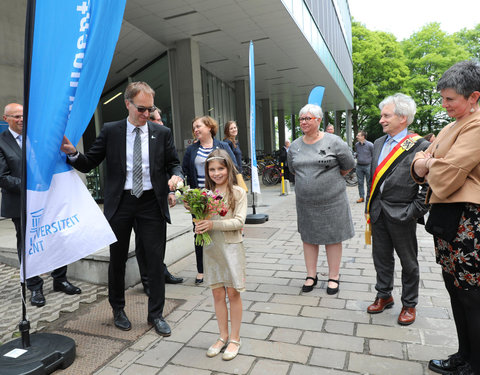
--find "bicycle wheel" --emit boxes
[262,167,278,186]
[345,171,358,186]
[270,167,282,185]
[242,165,252,181]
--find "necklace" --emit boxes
[304,130,321,144]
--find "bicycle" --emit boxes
[241,162,252,181]
[344,168,358,186]
[261,161,282,186]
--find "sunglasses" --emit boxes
[129,100,157,114]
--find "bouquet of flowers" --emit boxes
[175,182,228,246]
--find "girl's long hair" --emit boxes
[204,149,238,212]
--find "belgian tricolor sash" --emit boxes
[366,134,422,215]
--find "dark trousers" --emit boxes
[108,190,167,320]
[371,211,419,307]
[134,224,167,285]
[443,272,480,373]
[195,242,203,274]
[13,218,67,291]
[356,164,371,199]
[191,218,203,274]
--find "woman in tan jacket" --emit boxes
[412,60,480,375]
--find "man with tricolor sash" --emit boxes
[365,93,429,326]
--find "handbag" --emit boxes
[425,203,464,242]
[236,173,248,192]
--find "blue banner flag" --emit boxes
[249,41,261,194]
[23,0,124,280]
[308,86,325,107]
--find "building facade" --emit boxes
[1,0,353,193]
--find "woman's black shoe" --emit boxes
[195,278,204,284]
[302,275,318,293]
[326,278,340,295]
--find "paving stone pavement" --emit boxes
[95,184,457,375]
[0,184,457,374]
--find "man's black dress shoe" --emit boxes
[148,317,171,336]
[165,270,183,284]
[113,309,132,331]
[429,353,465,374]
[30,289,46,307]
[53,280,82,295]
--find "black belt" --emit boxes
[123,189,154,196]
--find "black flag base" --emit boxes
[246,192,268,224]
[246,213,269,224]
[0,332,76,375]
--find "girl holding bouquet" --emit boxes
[194,149,247,361]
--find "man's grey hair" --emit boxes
[379,93,416,125]
[299,104,323,119]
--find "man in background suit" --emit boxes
[366,93,429,325]
[0,103,81,307]
[61,82,183,336]
[279,140,290,181]
[135,108,183,297]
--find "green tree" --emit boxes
[352,21,410,141]
[402,23,469,133]
[454,24,480,59]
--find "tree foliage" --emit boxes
[352,21,409,141]
[352,21,478,140]
[454,24,480,59]
[401,23,469,133]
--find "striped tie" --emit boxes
[132,127,143,198]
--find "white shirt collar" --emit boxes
[126,118,147,134]
[8,128,21,139]
[386,128,408,143]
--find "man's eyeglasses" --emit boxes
[299,116,318,122]
[129,100,157,114]
[5,114,23,120]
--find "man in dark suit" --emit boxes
[279,140,290,182]
[366,93,429,325]
[61,82,183,336]
[134,109,183,297]
[0,103,81,307]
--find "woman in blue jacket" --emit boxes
[182,116,238,284]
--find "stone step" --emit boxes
[0,218,194,288]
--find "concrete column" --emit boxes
[291,114,297,140]
[261,99,273,154]
[335,111,342,136]
[0,1,25,106]
[168,39,203,157]
[278,109,285,147]
[234,80,250,158]
[345,109,353,147]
